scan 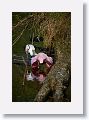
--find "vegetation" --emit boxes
[12,12,71,102]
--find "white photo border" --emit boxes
[0,0,83,114]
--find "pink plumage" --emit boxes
[31,53,53,65]
[30,52,53,82]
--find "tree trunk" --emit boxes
[34,13,71,102]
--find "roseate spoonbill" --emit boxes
[31,53,53,64]
[25,44,37,57]
[31,53,53,77]
[31,52,53,66]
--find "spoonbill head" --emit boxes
[25,44,37,56]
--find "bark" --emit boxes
[34,57,71,102]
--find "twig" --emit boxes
[13,59,24,62]
[12,22,28,47]
[12,15,33,30]
[22,56,28,85]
